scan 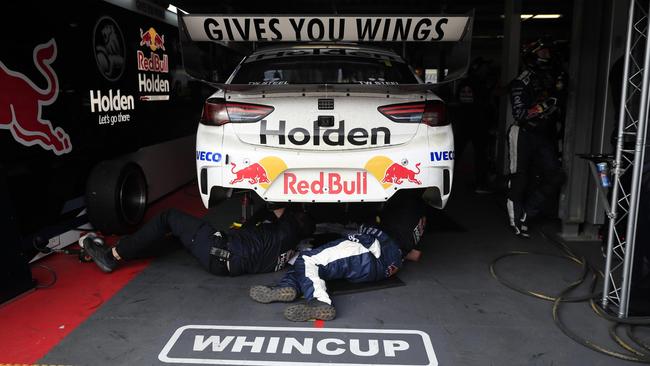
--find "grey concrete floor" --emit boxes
[40,182,640,365]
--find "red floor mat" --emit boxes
[0,183,207,364]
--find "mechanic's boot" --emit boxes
[79,233,118,273]
[284,299,336,322]
[510,221,530,239]
[249,286,297,303]
[519,214,530,238]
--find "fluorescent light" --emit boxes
[527,14,562,19]
[501,14,563,19]
[167,4,188,14]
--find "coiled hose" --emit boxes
[490,227,650,363]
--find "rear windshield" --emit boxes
[230,56,418,85]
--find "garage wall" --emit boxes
[559,0,628,238]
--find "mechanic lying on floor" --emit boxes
[250,199,426,322]
[80,206,314,276]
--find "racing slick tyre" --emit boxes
[86,160,147,235]
[208,186,231,208]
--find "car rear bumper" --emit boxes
[196,123,454,207]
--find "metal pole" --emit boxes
[620,5,650,316]
[602,0,636,309]
[497,0,521,175]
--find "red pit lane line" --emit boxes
[314,319,326,328]
[0,183,207,364]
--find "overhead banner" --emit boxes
[181,15,470,42]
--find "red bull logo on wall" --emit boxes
[138,27,169,102]
[0,39,71,155]
[139,27,165,52]
[365,156,422,188]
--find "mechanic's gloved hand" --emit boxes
[540,97,558,116]
[405,249,422,262]
[527,97,558,119]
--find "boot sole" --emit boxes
[284,303,336,322]
[249,286,297,303]
[82,238,115,273]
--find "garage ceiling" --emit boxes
[161,0,573,41]
[159,0,573,59]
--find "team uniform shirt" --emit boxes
[225,211,302,275]
[509,67,564,136]
[277,225,403,305]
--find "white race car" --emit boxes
[195,44,454,208]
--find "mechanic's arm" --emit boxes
[510,79,556,121]
[272,207,285,218]
[404,249,422,262]
[510,79,534,122]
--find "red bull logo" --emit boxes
[139,27,165,52]
[382,162,421,185]
[0,39,71,155]
[230,162,269,184]
[284,172,368,195]
[229,157,287,188]
[365,156,422,188]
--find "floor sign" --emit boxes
[159,325,438,365]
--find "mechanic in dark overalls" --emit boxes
[80,205,314,276]
[506,39,566,237]
[249,198,427,321]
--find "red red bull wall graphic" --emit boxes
[140,27,166,52]
[137,27,169,102]
[0,39,71,155]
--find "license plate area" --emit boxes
[263,169,386,202]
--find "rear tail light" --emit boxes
[378,101,448,127]
[200,99,274,126]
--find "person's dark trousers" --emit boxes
[116,208,217,271]
[507,125,565,224]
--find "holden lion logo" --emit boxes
[139,27,165,52]
[230,157,287,189]
[365,156,422,188]
[0,39,71,155]
[93,16,125,82]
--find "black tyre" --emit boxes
[208,186,230,208]
[86,160,147,234]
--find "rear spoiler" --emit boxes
[178,13,474,85]
[180,15,472,43]
[214,83,439,94]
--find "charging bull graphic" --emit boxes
[140,27,165,52]
[382,162,421,185]
[230,162,270,184]
[0,39,71,155]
